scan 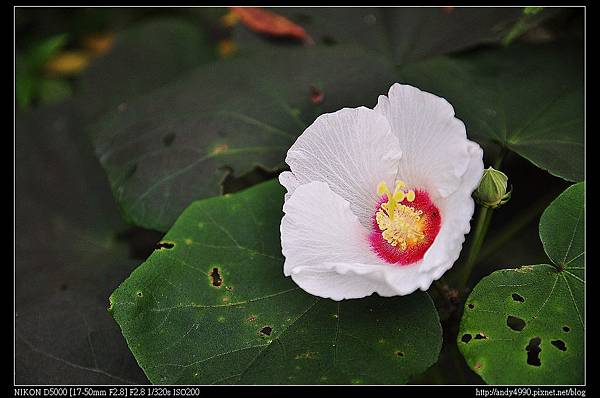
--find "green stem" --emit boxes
[458,206,493,289]
[502,18,527,47]
[501,7,544,47]
[450,145,509,290]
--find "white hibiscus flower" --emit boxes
[279,83,484,300]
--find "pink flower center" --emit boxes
[369,181,441,265]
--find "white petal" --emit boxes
[290,265,397,301]
[374,83,473,198]
[460,141,486,195]
[281,180,378,275]
[291,262,430,298]
[283,107,402,227]
[278,171,299,201]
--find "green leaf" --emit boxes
[89,45,397,231]
[16,101,147,383]
[39,78,73,105]
[26,33,68,72]
[16,71,37,110]
[399,42,584,182]
[79,18,216,121]
[16,34,69,110]
[458,183,585,384]
[110,180,442,384]
[539,183,585,269]
[234,7,559,64]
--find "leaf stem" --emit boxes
[493,146,508,169]
[501,7,544,47]
[478,191,555,262]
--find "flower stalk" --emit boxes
[457,162,511,289]
[457,205,494,289]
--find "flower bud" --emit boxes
[474,167,512,208]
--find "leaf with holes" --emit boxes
[398,42,584,182]
[89,45,397,231]
[109,180,442,384]
[233,7,559,64]
[458,182,585,384]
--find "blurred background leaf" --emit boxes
[38,78,73,103]
[16,33,68,109]
[15,100,152,384]
[232,7,563,63]
[78,18,216,122]
[87,45,398,231]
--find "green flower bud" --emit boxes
[474,167,512,208]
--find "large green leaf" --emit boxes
[78,18,215,122]
[539,183,585,269]
[399,42,584,182]
[89,45,397,231]
[109,180,442,384]
[458,183,585,384]
[234,7,557,64]
[15,101,148,384]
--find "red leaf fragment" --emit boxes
[230,7,312,43]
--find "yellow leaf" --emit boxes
[45,51,91,76]
[220,11,241,28]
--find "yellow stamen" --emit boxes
[376,180,416,220]
[393,190,406,202]
[376,206,425,249]
[376,180,423,249]
[377,181,391,197]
